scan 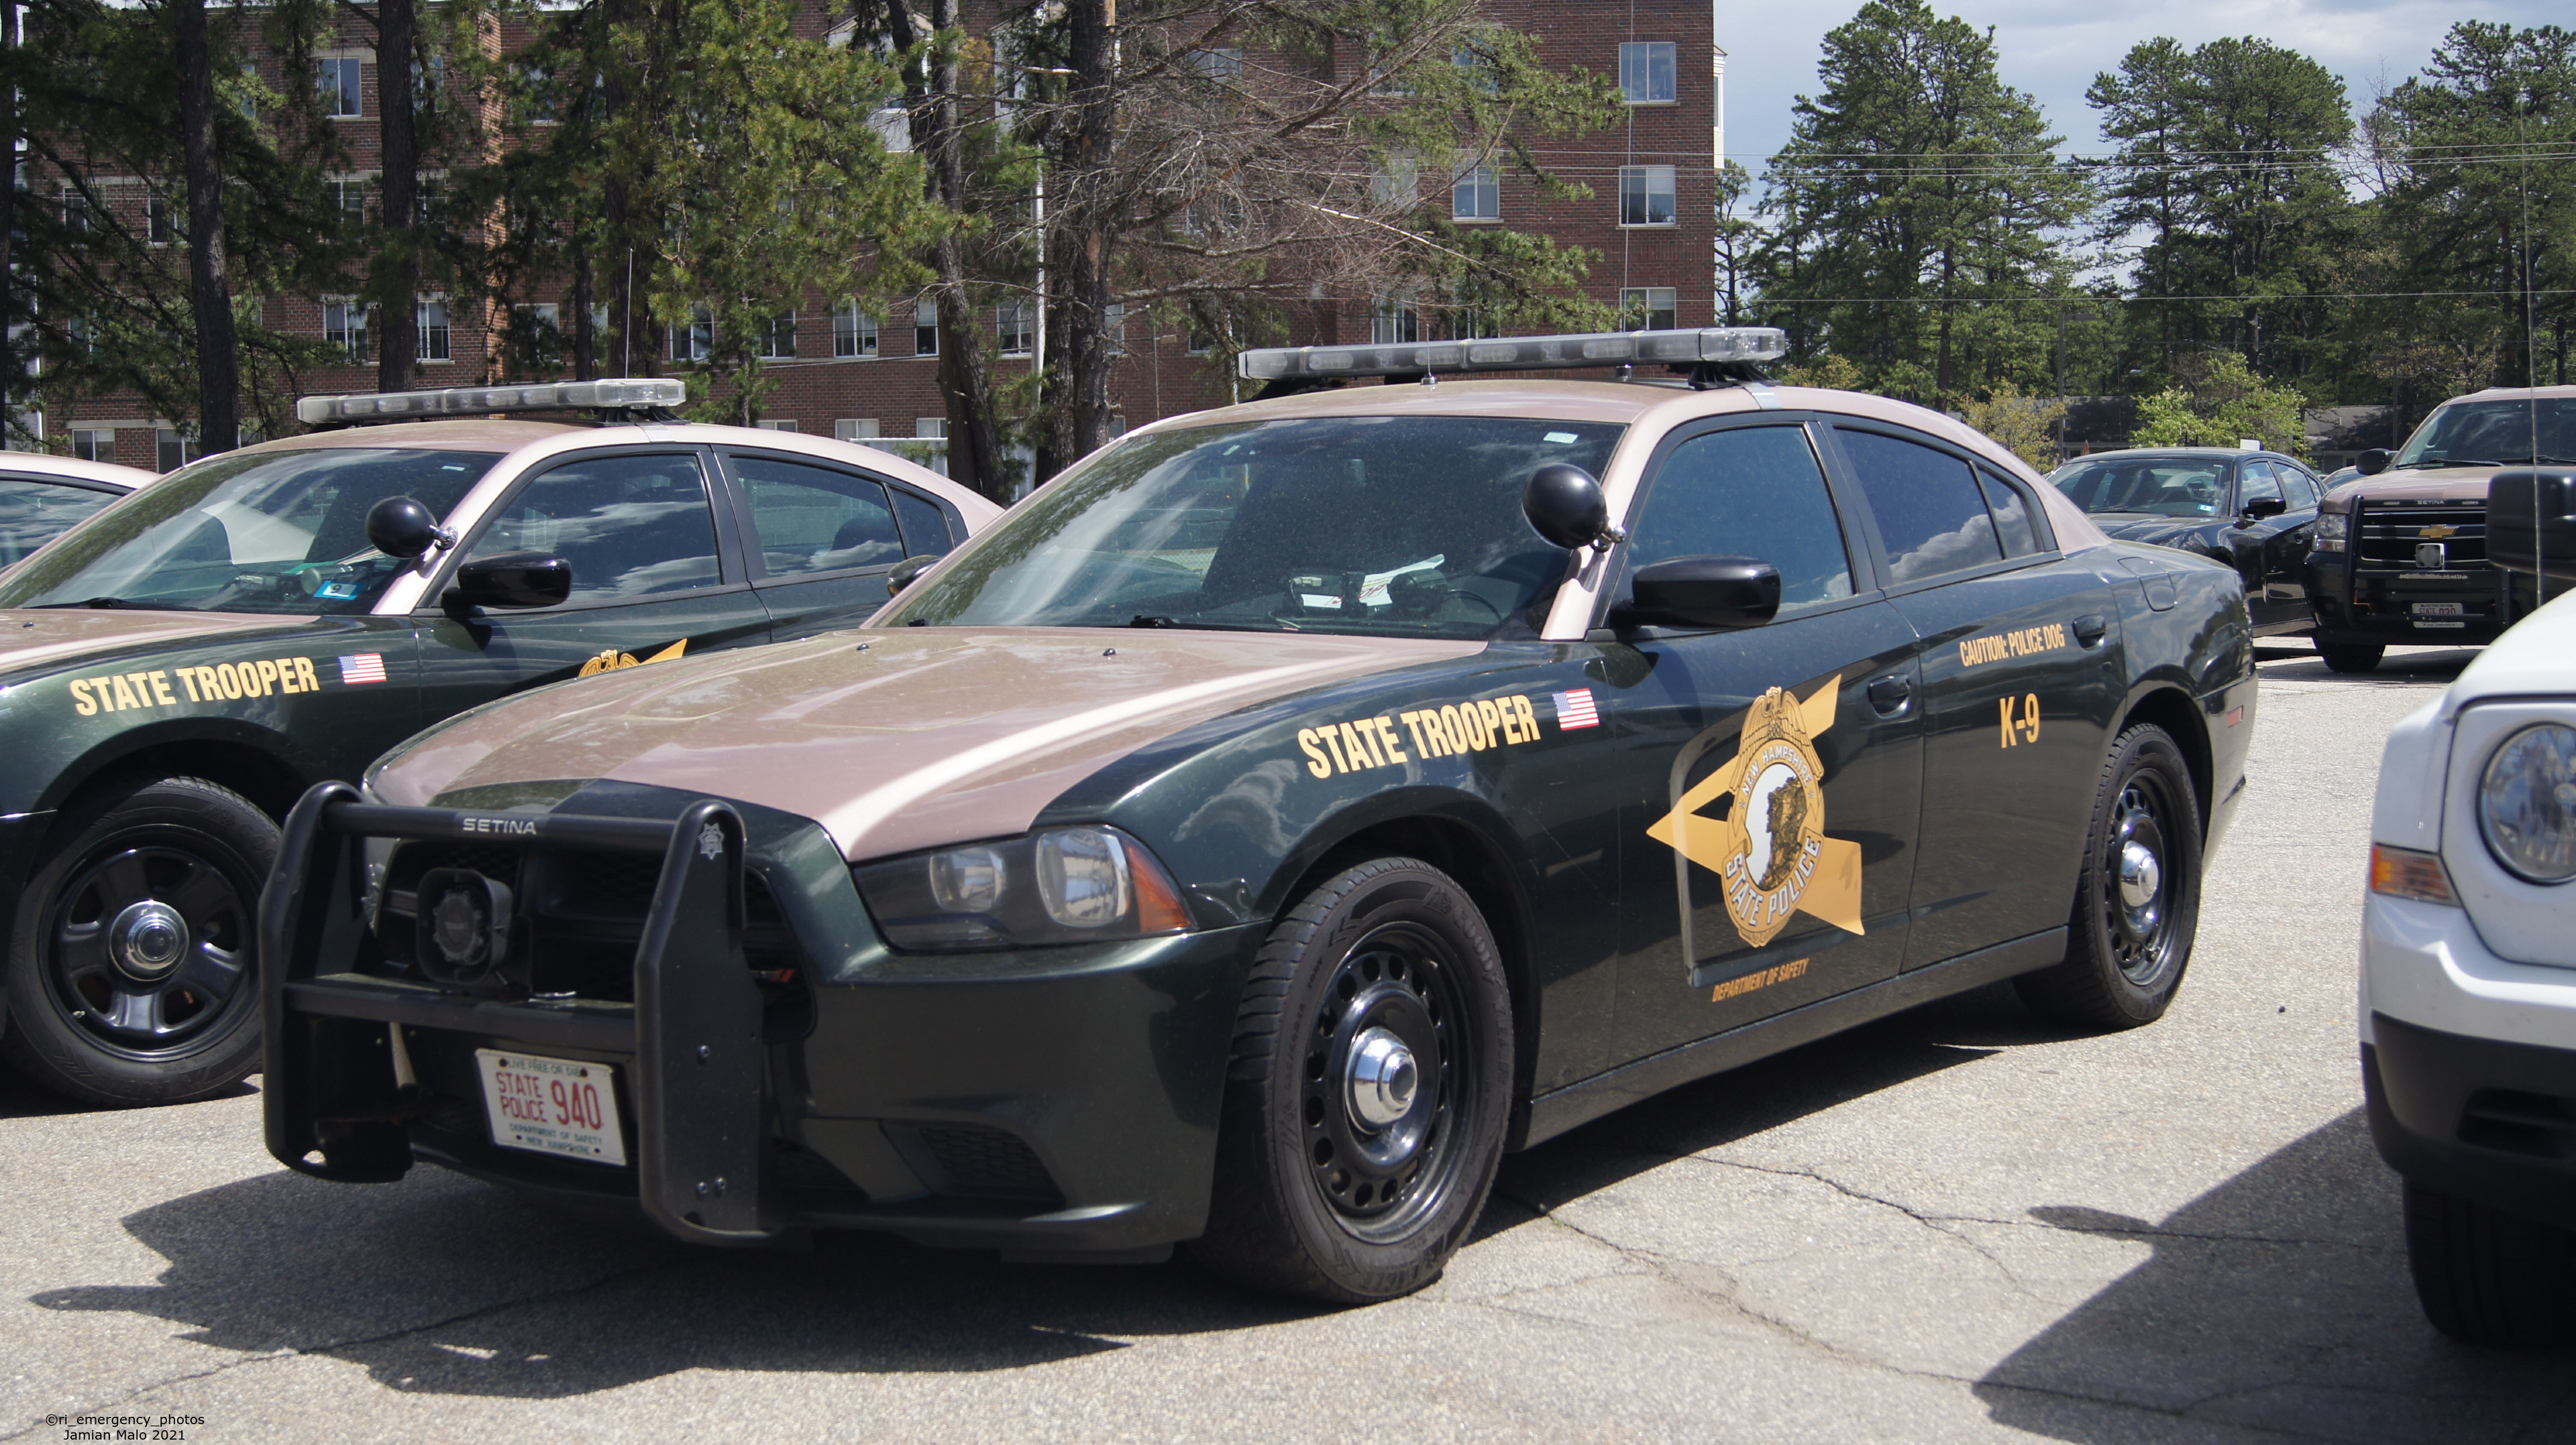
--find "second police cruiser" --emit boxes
[261,328,2260,1303]
[0,379,996,1105]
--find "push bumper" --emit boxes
[2359,892,2576,1228]
[260,783,1258,1256]
[2306,558,2536,646]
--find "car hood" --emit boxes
[372,626,1484,861]
[2324,467,2496,509]
[2449,588,2576,706]
[0,608,313,682]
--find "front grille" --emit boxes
[374,839,815,1039]
[2356,500,2487,572]
[2458,1088,2576,1160]
[910,1124,1064,1204]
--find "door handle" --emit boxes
[2073,614,2108,647]
[1866,674,1913,714]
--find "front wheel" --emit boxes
[2404,1181,2576,1347]
[2016,723,2202,1030]
[1193,857,1513,1303]
[2320,642,2384,674]
[1,776,274,1106]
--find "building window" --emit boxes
[1185,311,1214,355]
[331,175,371,224]
[1452,43,1498,94]
[757,310,796,360]
[1452,164,1499,221]
[869,103,910,153]
[1619,164,1676,226]
[834,302,878,358]
[1454,307,1501,340]
[70,429,113,463]
[1618,286,1678,330]
[323,299,370,361]
[317,56,362,117]
[517,64,557,124]
[60,184,95,234]
[755,419,799,433]
[834,419,880,442]
[156,427,190,472]
[1619,42,1676,104]
[914,298,938,357]
[1371,295,1419,345]
[916,417,947,439]
[997,301,1032,357]
[1189,48,1242,85]
[1105,302,1126,357]
[510,303,560,371]
[417,298,450,362]
[1371,155,1418,209]
[670,305,712,363]
[146,193,180,246]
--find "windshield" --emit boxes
[0,447,499,614]
[880,415,1624,639]
[2049,457,2229,518]
[2392,398,2576,470]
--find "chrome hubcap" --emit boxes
[2118,841,2161,912]
[109,900,190,981]
[1345,1026,1420,1130]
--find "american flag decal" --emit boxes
[338,653,388,686]
[1552,688,1599,731]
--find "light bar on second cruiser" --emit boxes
[1237,327,1789,382]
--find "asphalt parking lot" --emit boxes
[5,643,2571,1445]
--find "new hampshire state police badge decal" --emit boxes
[1647,674,1866,952]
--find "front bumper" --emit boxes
[261,784,1259,1256]
[2306,558,2536,646]
[2359,892,2576,1227]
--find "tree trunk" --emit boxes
[918,0,1006,502]
[375,0,417,391]
[173,0,235,454]
[1057,0,1116,468]
[2,0,17,437]
[570,234,595,380]
[599,0,639,375]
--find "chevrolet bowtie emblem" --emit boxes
[2418,525,2457,540]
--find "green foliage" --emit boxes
[1754,0,2092,407]
[2126,352,2309,455]
[1960,380,2068,470]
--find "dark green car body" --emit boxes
[0,417,989,1102]
[262,380,2256,1262]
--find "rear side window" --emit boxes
[1837,429,2001,584]
[732,453,904,577]
[0,477,116,567]
[891,489,955,558]
[2238,460,2284,509]
[1977,468,2039,557]
[2279,465,2318,509]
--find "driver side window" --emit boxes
[1625,425,1854,616]
[467,452,721,602]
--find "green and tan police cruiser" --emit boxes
[262,329,2256,1303]
[0,378,996,1106]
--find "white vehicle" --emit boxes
[2361,466,2576,1346]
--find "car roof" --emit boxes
[2058,448,2287,462]
[0,450,160,490]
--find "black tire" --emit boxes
[2320,643,2384,674]
[1192,857,1513,1303]
[1,776,275,1106]
[2015,723,2202,1030]
[2404,1181,2576,1348]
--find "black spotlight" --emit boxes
[413,867,514,986]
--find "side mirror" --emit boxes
[445,553,572,610]
[2241,496,2288,521]
[366,496,452,559]
[2355,448,2393,477]
[886,554,941,596]
[1523,464,1615,550]
[2488,468,2576,583]
[1614,555,1782,631]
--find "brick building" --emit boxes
[32,1,1724,490]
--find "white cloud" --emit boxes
[1718,0,2567,170]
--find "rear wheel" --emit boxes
[1,776,274,1106]
[1193,857,1512,1303]
[2320,642,2384,674]
[2016,724,2202,1030]
[2404,1181,2576,1347]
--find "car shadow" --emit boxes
[1974,1110,2576,1442]
[0,1070,255,1120]
[2254,644,2479,684]
[28,983,2046,1400]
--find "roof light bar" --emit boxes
[1238,327,1788,382]
[294,378,687,427]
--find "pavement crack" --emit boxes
[3,1259,676,1440]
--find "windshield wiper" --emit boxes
[30,596,170,610]
[1127,614,1179,628]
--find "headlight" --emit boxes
[2479,723,2576,884]
[2312,513,2347,553]
[855,826,1192,951]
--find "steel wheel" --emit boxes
[1299,918,1477,1242]
[2102,775,2181,985]
[44,843,254,1055]
[2015,723,2202,1031]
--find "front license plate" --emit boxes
[2412,602,2465,616]
[476,1049,628,1166]
[2414,621,2467,629]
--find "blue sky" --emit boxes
[1718,0,2569,170]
